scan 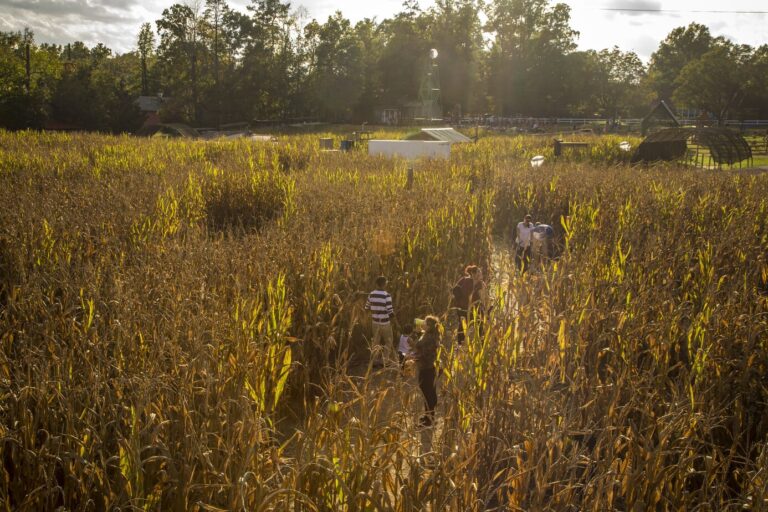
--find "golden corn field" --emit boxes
[2,129,768,511]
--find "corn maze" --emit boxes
[1,130,768,510]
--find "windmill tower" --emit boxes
[418,49,442,122]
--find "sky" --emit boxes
[0,0,766,61]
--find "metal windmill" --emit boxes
[418,49,442,122]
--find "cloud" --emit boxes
[0,11,80,43]
[0,0,139,22]
[0,0,143,52]
[93,0,136,10]
[627,33,659,61]
[708,20,728,31]
[604,0,664,16]
[295,0,419,23]
[0,0,430,53]
[4,0,764,58]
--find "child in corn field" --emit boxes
[398,323,414,370]
[412,316,441,427]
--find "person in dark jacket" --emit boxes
[412,315,441,427]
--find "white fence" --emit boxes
[462,117,768,130]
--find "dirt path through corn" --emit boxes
[332,241,518,507]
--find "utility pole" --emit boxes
[419,49,442,122]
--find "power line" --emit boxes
[598,8,768,14]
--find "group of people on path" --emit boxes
[364,270,481,427]
[363,214,540,427]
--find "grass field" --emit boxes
[685,140,768,170]
[750,155,768,168]
[2,130,768,510]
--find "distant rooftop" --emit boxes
[406,127,472,143]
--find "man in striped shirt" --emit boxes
[366,276,395,365]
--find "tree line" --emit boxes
[2,0,767,132]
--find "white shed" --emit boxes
[368,140,451,160]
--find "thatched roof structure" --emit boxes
[631,127,752,167]
[641,100,680,135]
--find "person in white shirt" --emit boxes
[515,214,535,273]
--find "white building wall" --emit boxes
[368,140,451,160]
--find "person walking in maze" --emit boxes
[412,315,441,427]
[515,214,535,273]
[451,264,484,345]
[366,276,396,366]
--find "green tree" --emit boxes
[237,0,296,120]
[50,41,142,132]
[93,52,145,132]
[304,12,365,121]
[426,0,484,116]
[647,23,715,103]
[201,6,252,123]
[485,0,578,115]
[156,3,209,123]
[673,42,750,125]
[351,18,384,121]
[587,47,647,121]
[202,0,237,127]
[554,51,597,116]
[377,3,431,111]
[137,23,155,96]
[742,45,768,119]
[0,29,59,128]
